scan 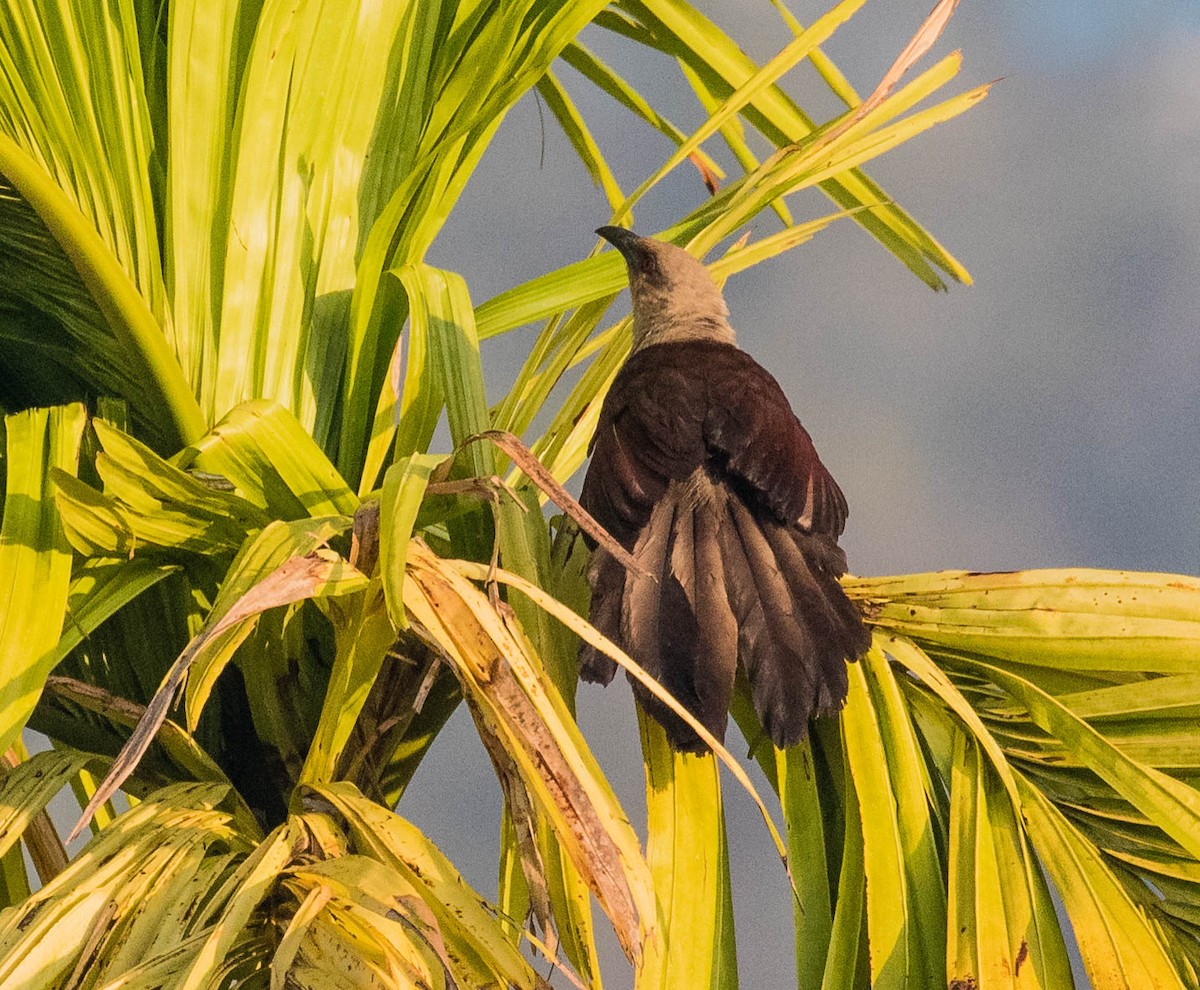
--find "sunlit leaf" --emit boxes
[184,401,359,520]
[850,569,1200,672]
[380,453,445,628]
[0,404,87,755]
[635,711,736,989]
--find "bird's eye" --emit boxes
[638,252,668,288]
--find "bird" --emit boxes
[577,226,870,752]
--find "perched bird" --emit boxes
[578,226,870,752]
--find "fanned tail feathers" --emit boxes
[580,472,869,752]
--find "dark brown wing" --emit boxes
[579,346,708,550]
[581,340,847,541]
[699,343,848,536]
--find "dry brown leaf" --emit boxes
[689,151,720,195]
[471,704,556,952]
[402,548,650,964]
[808,0,961,154]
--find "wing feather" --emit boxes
[702,347,849,537]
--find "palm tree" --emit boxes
[1,0,1197,987]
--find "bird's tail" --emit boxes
[579,473,869,752]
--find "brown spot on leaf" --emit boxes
[350,500,380,576]
[1015,939,1029,976]
[16,900,44,931]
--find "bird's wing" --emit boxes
[580,349,707,549]
[700,344,849,537]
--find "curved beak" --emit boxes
[596,225,645,259]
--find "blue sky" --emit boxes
[417,2,1200,985]
[1012,0,1200,64]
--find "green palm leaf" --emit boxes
[0,404,86,756]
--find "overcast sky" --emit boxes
[415,3,1200,985]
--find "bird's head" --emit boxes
[596,226,735,351]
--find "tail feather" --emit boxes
[759,520,863,716]
[579,472,867,751]
[621,494,675,675]
[683,485,739,732]
[621,480,739,751]
[723,497,820,746]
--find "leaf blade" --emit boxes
[0,403,87,755]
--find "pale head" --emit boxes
[596,226,736,352]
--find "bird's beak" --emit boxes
[596,225,644,260]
